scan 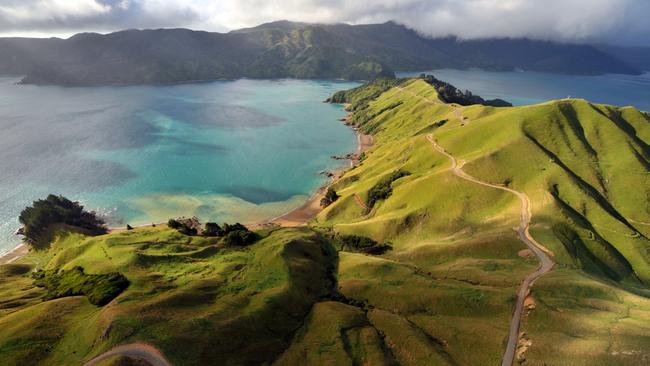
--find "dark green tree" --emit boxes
[19,195,107,250]
[223,230,259,247]
[366,170,410,209]
[320,187,340,207]
[204,222,224,237]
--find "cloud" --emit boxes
[0,0,648,45]
[0,0,110,26]
[0,0,203,36]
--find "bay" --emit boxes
[0,78,359,254]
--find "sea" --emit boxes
[2,69,650,255]
[0,78,359,255]
[397,69,650,111]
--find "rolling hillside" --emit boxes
[316,78,650,364]
[0,77,649,365]
[0,21,642,86]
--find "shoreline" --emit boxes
[0,106,370,264]
[0,243,29,265]
[252,106,371,228]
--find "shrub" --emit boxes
[420,74,512,107]
[320,187,340,207]
[32,266,129,306]
[223,230,259,247]
[204,222,224,237]
[339,235,392,255]
[366,170,410,209]
[18,195,107,249]
[168,217,200,236]
[179,225,198,236]
[434,119,448,127]
[222,223,248,234]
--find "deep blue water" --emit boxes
[0,78,359,254]
[397,69,650,111]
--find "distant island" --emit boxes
[0,20,647,86]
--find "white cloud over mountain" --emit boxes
[0,0,648,45]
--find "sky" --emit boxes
[0,0,649,46]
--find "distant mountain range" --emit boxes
[0,20,647,86]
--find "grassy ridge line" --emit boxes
[318,80,538,364]
[424,134,555,366]
[316,78,650,364]
[0,226,339,366]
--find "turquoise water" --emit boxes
[3,70,650,255]
[0,78,359,254]
[397,69,650,111]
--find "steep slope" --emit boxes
[321,78,650,285]
[315,78,650,364]
[0,227,339,366]
[0,21,641,86]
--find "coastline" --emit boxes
[0,243,29,265]
[251,105,370,229]
[247,163,346,229]
[0,107,370,265]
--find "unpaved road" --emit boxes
[354,193,369,210]
[83,343,172,366]
[426,134,554,366]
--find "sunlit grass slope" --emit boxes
[0,226,337,366]
[0,77,648,365]
[315,78,650,364]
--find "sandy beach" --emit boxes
[0,243,29,265]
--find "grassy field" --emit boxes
[0,77,648,365]
[313,78,650,364]
[0,226,338,365]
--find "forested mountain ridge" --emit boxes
[0,20,643,86]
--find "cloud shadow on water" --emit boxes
[222,186,302,204]
[155,102,285,129]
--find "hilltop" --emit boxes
[1,77,649,365]
[0,20,643,86]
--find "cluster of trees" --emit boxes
[366,170,411,209]
[18,195,108,249]
[338,234,392,255]
[168,218,259,246]
[419,74,512,107]
[203,222,259,246]
[167,217,201,236]
[32,266,129,306]
[320,187,340,208]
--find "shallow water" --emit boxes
[4,69,649,255]
[398,69,650,111]
[0,78,359,254]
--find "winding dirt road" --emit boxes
[426,134,554,366]
[83,343,172,366]
[354,193,369,210]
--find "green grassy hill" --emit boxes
[315,78,650,364]
[320,79,650,285]
[0,226,338,365]
[1,78,649,365]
